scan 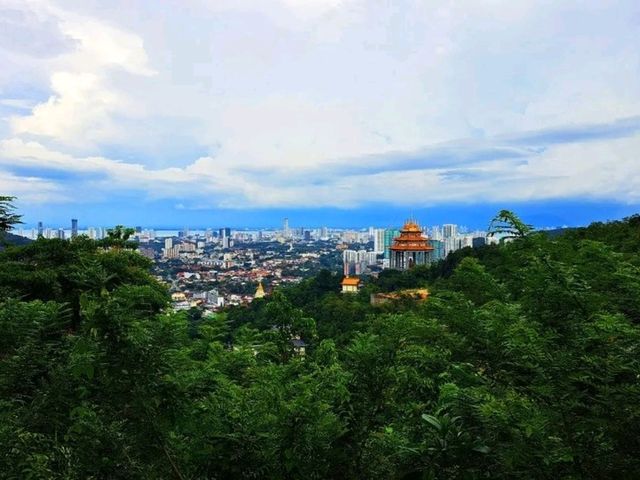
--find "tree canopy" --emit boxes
[1,205,640,479]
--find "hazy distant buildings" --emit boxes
[472,236,486,248]
[343,248,378,275]
[71,219,78,239]
[163,237,180,258]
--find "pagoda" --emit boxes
[390,219,434,270]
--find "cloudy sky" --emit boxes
[0,0,639,228]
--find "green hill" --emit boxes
[0,231,32,247]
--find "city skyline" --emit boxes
[1,1,639,227]
[16,198,640,231]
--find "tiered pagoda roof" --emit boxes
[390,220,434,252]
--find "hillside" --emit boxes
[1,214,639,479]
[0,231,32,248]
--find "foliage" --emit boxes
[1,208,640,478]
[488,209,533,239]
[0,196,23,246]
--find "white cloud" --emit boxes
[1,128,638,208]
[0,0,639,209]
[0,169,67,203]
[7,1,154,146]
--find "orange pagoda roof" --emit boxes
[390,220,434,252]
[341,276,360,286]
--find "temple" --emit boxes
[389,219,434,270]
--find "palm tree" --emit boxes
[488,209,533,239]
[102,224,136,249]
[0,196,22,233]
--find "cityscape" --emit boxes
[1,0,639,477]
[17,216,504,313]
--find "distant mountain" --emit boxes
[541,227,571,238]
[0,232,32,247]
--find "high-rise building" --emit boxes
[373,228,385,254]
[57,228,65,240]
[71,219,78,239]
[383,228,401,259]
[164,238,173,251]
[472,236,487,248]
[343,249,357,275]
[444,237,457,255]
[283,218,290,238]
[430,239,446,262]
[37,221,43,238]
[320,226,329,240]
[442,224,457,239]
[459,235,473,249]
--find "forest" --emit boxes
[1,196,639,479]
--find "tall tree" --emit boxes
[488,209,533,239]
[0,195,22,233]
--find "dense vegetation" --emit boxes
[1,200,639,479]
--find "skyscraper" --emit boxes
[218,227,231,248]
[383,228,401,260]
[71,219,78,239]
[283,218,290,238]
[442,224,457,238]
[373,228,385,254]
[442,224,458,255]
[430,240,445,262]
[37,221,43,238]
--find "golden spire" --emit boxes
[255,280,266,298]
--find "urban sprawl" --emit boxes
[20,218,499,314]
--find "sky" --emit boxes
[0,0,639,229]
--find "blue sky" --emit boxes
[0,0,639,229]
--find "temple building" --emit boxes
[390,219,434,270]
[341,276,360,293]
